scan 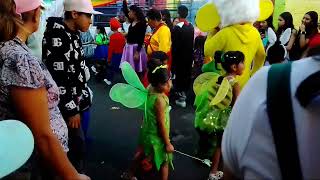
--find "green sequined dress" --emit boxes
[194,76,236,133]
[139,92,174,171]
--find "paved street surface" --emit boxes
[85,74,210,180]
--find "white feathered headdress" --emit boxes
[195,0,274,32]
[212,0,260,28]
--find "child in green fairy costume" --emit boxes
[110,58,174,180]
[193,51,244,180]
[143,60,174,179]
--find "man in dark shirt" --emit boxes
[43,0,101,171]
[172,5,194,108]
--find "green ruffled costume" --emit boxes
[109,62,173,171]
[194,72,236,133]
[95,33,109,45]
[139,92,174,171]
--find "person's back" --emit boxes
[172,21,194,61]
[204,23,265,89]
[171,5,194,108]
[222,55,320,179]
[108,32,125,59]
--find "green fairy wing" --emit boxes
[210,77,231,106]
[194,73,234,132]
[120,61,146,91]
[193,72,220,96]
[110,83,147,108]
[109,62,147,109]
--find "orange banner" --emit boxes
[92,0,118,7]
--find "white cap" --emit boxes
[64,0,103,15]
[14,0,42,14]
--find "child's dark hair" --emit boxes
[305,11,318,37]
[97,25,106,41]
[129,5,147,25]
[97,25,106,35]
[178,5,188,19]
[161,9,173,30]
[147,51,168,75]
[277,12,294,36]
[149,51,168,66]
[147,9,162,21]
[267,41,286,64]
[147,60,170,87]
[214,51,245,73]
[265,15,275,30]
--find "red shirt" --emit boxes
[108,32,126,62]
[309,33,320,49]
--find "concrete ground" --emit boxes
[85,74,210,180]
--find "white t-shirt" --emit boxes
[122,22,130,34]
[222,57,320,179]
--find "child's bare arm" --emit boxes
[155,97,170,145]
[232,83,241,106]
[155,96,174,153]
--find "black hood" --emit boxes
[46,17,64,31]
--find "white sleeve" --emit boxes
[222,66,270,177]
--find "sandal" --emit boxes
[120,172,138,180]
[207,171,224,180]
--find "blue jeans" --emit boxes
[107,53,122,81]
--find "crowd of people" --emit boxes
[0,0,320,179]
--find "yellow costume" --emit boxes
[147,24,171,56]
[196,0,273,89]
[204,24,266,88]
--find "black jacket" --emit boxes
[172,22,194,67]
[43,17,92,118]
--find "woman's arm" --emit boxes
[299,24,310,48]
[122,0,129,19]
[11,87,80,180]
[299,34,310,49]
[286,29,297,51]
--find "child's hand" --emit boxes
[166,143,174,153]
[76,173,91,180]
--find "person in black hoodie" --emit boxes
[171,5,194,108]
[42,0,101,172]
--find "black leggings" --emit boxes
[196,128,224,158]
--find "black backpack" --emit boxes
[267,62,302,179]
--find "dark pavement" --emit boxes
[85,74,210,180]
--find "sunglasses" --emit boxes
[78,12,92,18]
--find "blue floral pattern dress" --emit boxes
[0,37,69,152]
